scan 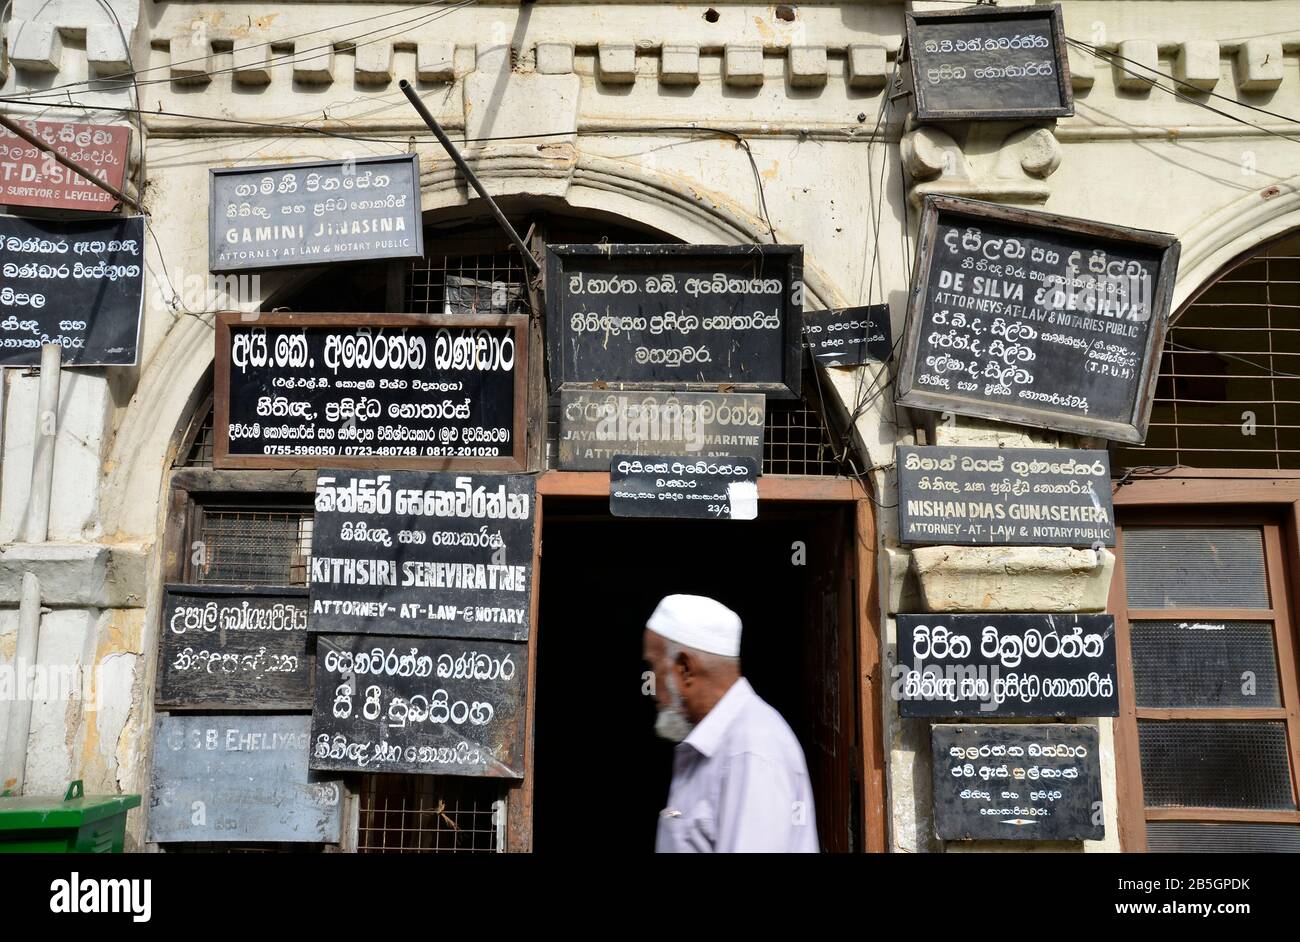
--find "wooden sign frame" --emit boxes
[896,195,1180,444]
[214,311,530,471]
[904,4,1074,123]
[544,243,804,399]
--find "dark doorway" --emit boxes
[532,498,862,853]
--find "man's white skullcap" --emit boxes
[646,594,742,657]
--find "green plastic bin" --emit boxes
[0,780,140,853]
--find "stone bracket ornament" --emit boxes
[902,122,1062,207]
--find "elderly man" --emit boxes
[643,593,819,853]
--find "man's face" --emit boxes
[643,629,671,710]
[643,629,692,743]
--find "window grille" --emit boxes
[358,774,504,853]
[1114,230,1300,471]
[189,506,314,586]
[176,392,215,469]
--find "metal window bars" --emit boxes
[1115,231,1300,471]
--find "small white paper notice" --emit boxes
[727,481,759,520]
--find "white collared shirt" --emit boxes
[655,677,819,853]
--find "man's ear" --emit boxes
[674,648,695,686]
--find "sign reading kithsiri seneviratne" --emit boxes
[307,469,536,640]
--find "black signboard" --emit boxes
[545,244,803,399]
[896,613,1118,718]
[214,312,528,471]
[897,446,1114,547]
[0,214,143,366]
[896,196,1180,443]
[559,390,765,471]
[803,303,892,367]
[149,715,343,843]
[309,469,536,640]
[157,584,311,709]
[309,633,527,778]
[209,154,423,272]
[610,454,759,520]
[930,724,1103,841]
[905,4,1073,122]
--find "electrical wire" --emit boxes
[1065,37,1300,149]
[1067,35,1300,130]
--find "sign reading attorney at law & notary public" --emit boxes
[897,446,1114,547]
[0,118,130,211]
[309,633,527,778]
[904,4,1073,122]
[930,724,1103,841]
[214,312,528,471]
[209,154,423,272]
[896,195,1180,443]
[308,469,535,640]
[148,715,343,844]
[0,214,144,366]
[896,613,1118,718]
[558,390,765,471]
[545,244,803,399]
[609,455,760,521]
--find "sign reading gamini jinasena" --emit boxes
[209,154,423,272]
[897,446,1114,547]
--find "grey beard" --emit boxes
[654,673,695,742]
[654,707,694,743]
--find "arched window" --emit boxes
[1115,230,1300,471]
[160,212,848,852]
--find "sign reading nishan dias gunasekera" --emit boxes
[214,312,528,471]
[545,244,803,399]
[209,154,423,272]
[905,4,1073,122]
[308,469,536,640]
[897,446,1114,547]
[896,195,1180,443]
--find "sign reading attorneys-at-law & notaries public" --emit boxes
[307,469,536,641]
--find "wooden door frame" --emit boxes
[1108,471,1300,851]
[503,470,887,852]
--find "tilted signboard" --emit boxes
[896,195,1180,443]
